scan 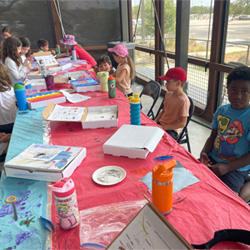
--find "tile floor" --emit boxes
[132,82,211,159]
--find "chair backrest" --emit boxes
[177,96,194,142]
[139,80,161,119]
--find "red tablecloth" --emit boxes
[48,88,250,250]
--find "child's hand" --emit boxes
[211,163,229,176]
[0,133,11,143]
[94,66,100,73]
[51,50,56,56]
[200,152,211,166]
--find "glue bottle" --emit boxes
[71,46,77,61]
[128,93,141,125]
[152,160,177,214]
[47,178,79,230]
[56,44,61,55]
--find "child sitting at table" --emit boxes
[108,44,134,97]
[59,34,97,68]
[155,67,190,140]
[0,27,13,50]
[200,66,250,204]
[96,55,116,75]
[19,37,32,63]
[2,37,31,86]
[0,63,17,134]
[37,38,55,55]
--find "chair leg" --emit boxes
[186,134,191,153]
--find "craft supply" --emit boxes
[71,46,77,61]
[14,82,28,110]
[152,159,177,214]
[45,75,55,90]
[154,155,174,161]
[128,94,141,125]
[6,196,18,221]
[97,71,109,92]
[39,59,47,78]
[56,44,61,55]
[108,75,116,98]
[48,178,79,229]
[40,216,55,232]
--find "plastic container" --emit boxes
[152,160,177,214]
[108,75,116,98]
[128,94,141,125]
[97,71,109,92]
[39,59,47,78]
[71,47,77,61]
[25,84,33,96]
[45,75,55,90]
[48,178,79,230]
[14,82,28,110]
[56,44,61,55]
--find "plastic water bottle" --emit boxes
[47,178,79,230]
[56,44,61,55]
[152,160,177,214]
[14,82,28,110]
[71,47,77,61]
[128,93,141,125]
[108,75,116,98]
[39,59,47,78]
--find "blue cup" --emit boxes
[14,88,28,110]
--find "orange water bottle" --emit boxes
[152,159,177,214]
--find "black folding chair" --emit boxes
[139,80,161,120]
[177,96,195,153]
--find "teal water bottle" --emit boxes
[128,94,141,125]
[14,82,28,110]
[108,75,116,98]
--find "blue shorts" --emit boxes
[208,155,249,193]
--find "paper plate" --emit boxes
[92,166,126,186]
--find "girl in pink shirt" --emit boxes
[108,44,134,96]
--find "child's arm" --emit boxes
[114,69,127,83]
[160,117,187,131]
[154,110,163,123]
[200,128,217,166]
[212,153,250,176]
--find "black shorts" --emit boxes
[156,122,178,140]
[208,155,249,193]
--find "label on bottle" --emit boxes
[54,191,79,229]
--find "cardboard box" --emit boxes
[33,51,59,68]
[26,91,67,109]
[103,124,164,159]
[70,78,100,92]
[42,103,118,129]
[4,144,87,182]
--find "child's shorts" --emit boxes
[208,155,249,193]
[0,142,8,156]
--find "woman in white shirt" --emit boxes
[2,37,31,86]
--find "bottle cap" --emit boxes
[152,160,177,182]
[14,81,25,90]
[108,75,115,80]
[129,93,140,103]
[25,84,32,89]
[47,178,75,197]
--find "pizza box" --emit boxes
[103,124,164,159]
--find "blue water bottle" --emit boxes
[14,82,28,110]
[128,93,141,125]
[71,46,77,61]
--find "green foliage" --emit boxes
[190,6,211,15]
[229,0,250,15]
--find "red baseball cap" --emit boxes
[158,67,187,82]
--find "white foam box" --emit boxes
[82,105,118,129]
[103,124,164,159]
[27,79,46,91]
[42,103,118,129]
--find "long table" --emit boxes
[1,86,250,250]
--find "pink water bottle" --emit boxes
[47,178,79,229]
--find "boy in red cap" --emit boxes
[155,67,190,140]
